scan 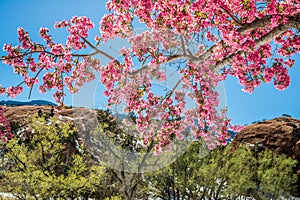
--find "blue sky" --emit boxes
[1,0,300,126]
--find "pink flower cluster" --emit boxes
[55,16,94,50]
[129,29,179,59]
[7,86,23,98]
[2,16,98,105]
[17,28,33,49]
[180,62,244,149]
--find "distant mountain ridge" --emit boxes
[0,100,57,106]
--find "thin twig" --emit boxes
[162,79,181,102]
[137,139,154,174]
[16,81,25,87]
[129,55,151,75]
[28,66,46,99]
[183,36,194,56]
[1,51,53,61]
[180,35,187,55]
[220,6,243,26]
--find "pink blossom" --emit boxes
[7,86,23,98]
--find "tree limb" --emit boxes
[180,35,187,55]
[194,16,273,62]
[214,18,299,70]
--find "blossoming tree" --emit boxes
[1,0,300,152]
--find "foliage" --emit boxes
[104,196,122,200]
[257,149,298,199]
[146,143,298,200]
[0,115,104,199]
[0,196,15,200]
[282,113,292,117]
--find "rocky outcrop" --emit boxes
[3,105,96,126]
[231,116,300,197]
[4,105,101,145]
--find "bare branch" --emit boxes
[16,81,25,87]
[28,66,46,99]
[128,54,193,76]
[81,37,116,60]
[168,54,195,62]
[73,51,100,57]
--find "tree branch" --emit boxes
[194,16,273,62]
[128,54,192,76]
[0,50,101,61]
[137,139,154,174]
[180,35,187,55]
[1,51,54,61]
[214,19,299,70]
[192,16,299,71]
[168,54,194,62]
[238,16,272,34]
[28,66,46,99]
[81,37,116,60]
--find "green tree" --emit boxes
[0,115,104,199]
[146,143,298,200]
[225,145,258,199]
[257,149,298,199]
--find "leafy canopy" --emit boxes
[0,115,104,199]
